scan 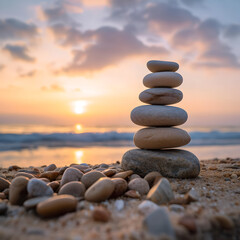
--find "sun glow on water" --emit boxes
[75,150,84,164]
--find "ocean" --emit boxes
[0,124,240,167]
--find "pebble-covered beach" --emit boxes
[0,158,239,240]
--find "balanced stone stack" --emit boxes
[122,60,200,178]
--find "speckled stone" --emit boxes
[139,88,183,105]
[131,105,188,127]
[121,149,200,178]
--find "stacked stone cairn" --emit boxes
[122,60,200,178]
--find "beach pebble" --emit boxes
[143,72,183,88]
[44,164,57,172]
[15,172,35,179]
[8,165,21,171]
[124,190,141,198]
[178,215,197,233]
[115,199,124,211]
[59,181,85,198]
[210,214,234,229]
[128,178,150,195]
[139,88,183,105]
[0,202,8,215]
[3,188,9,199]
[47,181,60,192]
[81,170,105,189]
[102,169,117,177]
[0,177,10,191]
[143,207,175,237]
[147,60,179,72]
[129,174,141,181]
[39,171,59,181]
[138,200,160,215]
[185,188,199,203]
[110,178,128,198]
[231,173,237,179]
[134,127,190,149]
[23,196,50,210]
[112,170,133,179]
[144,172,162,188]
[100,163,109,169]
[27,178,54,198]
[0,192,6,199]
[60,167,83,187]
[9,176,29,205]
[92,206,111,222]
[37,194,77,218]
[147,178,174,205]
[122,149,200,178]
[169,204,184,212]
[85,178,115,202]
[131,105,187,127]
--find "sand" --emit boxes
[0,157,239,240]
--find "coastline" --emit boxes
[0,157,239,240]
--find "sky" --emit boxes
[0,0,240,128]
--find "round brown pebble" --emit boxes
[0,177,10,191]
[44,164,57,172]
[144,171,162,188]
[15,172,35,179]
[92,206,111,222]
[110,178,128,198]
[85,178,115,202]
[40,171,59,181]
[128,178,150,195]
[60,167,83,187]
[129,174,141,181]
[81,170,105,189]
[37,194,77,218]
[102,169,117,177]
[112,170,133,179]
[9,176,29,205]
[47,181,60,192]
[124,190,141,198]
[59,181,85,198]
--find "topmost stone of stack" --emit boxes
[147,60,179,73]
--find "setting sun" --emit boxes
[72,100,88,114]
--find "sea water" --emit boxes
[0,124,240,167]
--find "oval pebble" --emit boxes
[139,88,183,105]
[0,177,10,191]
[40,171,59,181]
[59,181,85,198]
[134,127,191,149]
[44,164,57,172]
[24,196,50,209]
[143,72,182,88]
[37,195,77,218]
[147,60,179,72]
[27,178,53,198]
[131,105,188,127]
[110,178,128,198]
[92,206,111,222]
[81,170,105,189]
[85,178,115,202]
[128,178,150,195]
[15,172,35,179]
[9,176,29,205]
[60,167,83,187]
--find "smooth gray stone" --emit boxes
[143,207,175,237]
[139,88,183,105]
[131,105,188,127]
[143,72,183,88]
[147,60,179,72]
[121,149,200,178]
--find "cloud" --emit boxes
[0,18,38,40]
[19,70,37,78]
[0,64,5,71]
[3,44,35,62]
[58,26,168,74]
[172,18,240,68]
[224,24,240,38]
[41,84,65,92]
[179,0,205,7]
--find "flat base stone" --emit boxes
[121,149,200,178]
